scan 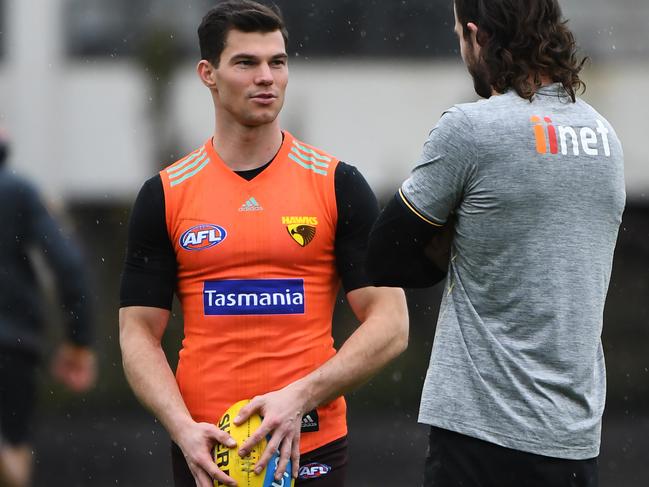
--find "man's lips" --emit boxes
[251,93,277,99]
[250,93,278,105]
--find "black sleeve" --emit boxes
[119,175,177,309]
[366,191,448,288]
[334,162,379,293]
[24,184,94,346]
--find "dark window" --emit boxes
[63,0,457,60]
[274,0,457,59]
[64,0,198,59]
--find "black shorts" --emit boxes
[424,426,598,487]
[0,348,38,446]
[172,436,347,487]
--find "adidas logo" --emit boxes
[302,414,315,425]
[239,197,263,212]
[300,410,319,432]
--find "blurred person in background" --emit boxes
[367,0,625,486]
[118,1,408,487]
[0,128,96,487]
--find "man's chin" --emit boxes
[241,112,280,128]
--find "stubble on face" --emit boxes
[465,48,493,99]
[454,3,492,99]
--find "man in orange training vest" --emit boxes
[118,2,408,487]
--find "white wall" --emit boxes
[0,0,646,203]
[0,0,153,202]
[1,59,647,202]
[165,59,649,201]
[582,63,649,200]
[57,63,154,200]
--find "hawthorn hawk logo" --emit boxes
[282,216,318,247]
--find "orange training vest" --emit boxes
[160,131,346,453]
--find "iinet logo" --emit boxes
[530,116,611,157]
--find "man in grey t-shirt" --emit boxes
[367,1,625,485]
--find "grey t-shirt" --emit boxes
[402,84,625,459]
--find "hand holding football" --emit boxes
[214,399,294,487]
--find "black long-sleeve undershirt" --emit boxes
[366,192,448,288]
[120,162,378,309]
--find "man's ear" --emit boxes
[467,21,488,47]
[466,22,479,44]
[197,60,217,88]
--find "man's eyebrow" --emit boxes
[230,53,258,61]
[229,52,288,61]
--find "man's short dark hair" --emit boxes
[454,0,587,102]
[198,0,288,66]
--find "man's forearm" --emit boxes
[120,317,192,442]
[296,287,408,412]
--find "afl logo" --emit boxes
[180,224,227,251]
[298,462,331,479]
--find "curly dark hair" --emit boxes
[454,0,587,102]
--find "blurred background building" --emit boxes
[0,0,647,485]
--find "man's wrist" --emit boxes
[292,374,322,414]
[167,413,196,445]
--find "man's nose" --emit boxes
[254,63,274,85]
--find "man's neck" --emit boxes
[212,122,284,172]
[538,74,554,86]
[490,75,556,97]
